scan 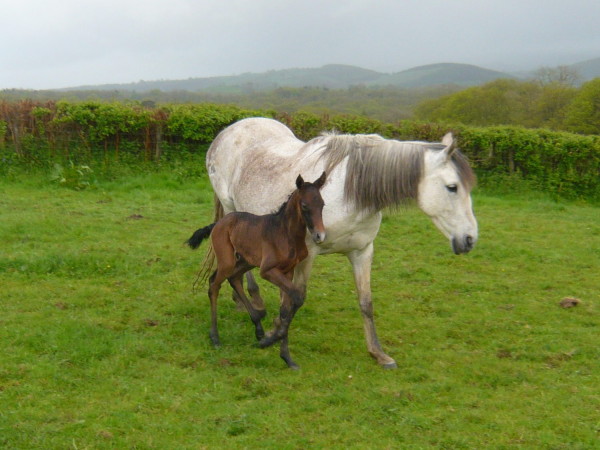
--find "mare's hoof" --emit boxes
[287,362,300,370]
[382,361,397,369]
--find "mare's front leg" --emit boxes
[348,243,397,369]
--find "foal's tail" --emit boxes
[186,223,216,249]
[191,194,225,289]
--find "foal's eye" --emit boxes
[301,202,308,210]
[446,184,458,193]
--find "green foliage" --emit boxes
[0,119,7,147]
[165,103,270,143]
[53,100,153,143]
[415,78,578,130]
[0,100,268,163]
[2,84,462,123]
[328,114,387,135]
[455,126,600,200]
[1,99,599,201]
[280,115,600,202]
[281,111,328,141]
[50,162,95,190]
[564,78,600,134]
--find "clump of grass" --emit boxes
[50,162,95,190]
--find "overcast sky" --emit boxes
[1,0,599,90]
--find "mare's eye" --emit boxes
[301,202,308,210]
[446,184,458,193]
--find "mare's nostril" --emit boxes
[466,235,473,248]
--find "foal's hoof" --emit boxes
[209,334,221,348]
[258,335,277,348]
[382,361,398,369]
[280,354,300,370]
[255,327,265,341]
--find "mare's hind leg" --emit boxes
[228,271,267,341]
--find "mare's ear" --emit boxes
[441,132,457,160]
[296,174,304,189]
[314,171,327,189]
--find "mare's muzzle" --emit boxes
[452,234,475,255]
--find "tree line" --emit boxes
[0,84,463,124]
[415,77,600,134]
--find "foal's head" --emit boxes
[295,171,327,244]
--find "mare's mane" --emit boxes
[317,133,475,211]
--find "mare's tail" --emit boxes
[186,223,216,249]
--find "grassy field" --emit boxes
[1,165,599,448]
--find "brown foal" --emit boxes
[187,172,326,368]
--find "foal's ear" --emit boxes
[296,174,304,189]
[314,171,327,189]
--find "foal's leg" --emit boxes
[207,270,223,346]
[263,251,316,337]
[228,270,267,341]
[207,231,237,347]
[245,271,266,311]
[231,271,266,313]
[347,243,397,369]
[275,252,316,368]
[258,268,303,369]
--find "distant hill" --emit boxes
[63,63,515,93]
[374,63,515,88]
[571,57,600,81]
[57,58,600,94]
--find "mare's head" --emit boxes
[418,133,478,254]
[295,171,327,244]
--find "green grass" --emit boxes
[1,166,599,448]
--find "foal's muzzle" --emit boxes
[452,234,475,255]
[311,230,326,244]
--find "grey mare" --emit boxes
[204,118,477,368]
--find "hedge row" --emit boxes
[0,100,272,162]
[1,100,598,200]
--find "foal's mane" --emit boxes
[272,190,298,216]
[318,133,475,212]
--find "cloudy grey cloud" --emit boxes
[1,0,598,89]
